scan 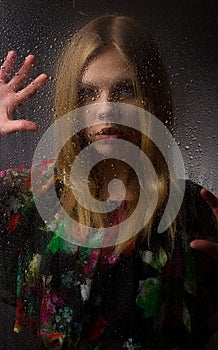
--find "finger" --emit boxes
[12,120,38,132]
[8,54,36,91]
[0,51,17,82]
[190,239,218,260]
[0,120,38,135]
[201,188,218,221]
[16,73,48,103]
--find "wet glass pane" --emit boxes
[0,1,217,349]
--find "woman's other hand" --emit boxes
[0,50,48,135]
[190,189,218,260]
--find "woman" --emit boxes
[0,15,218,350]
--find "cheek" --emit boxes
[128,98,144,109]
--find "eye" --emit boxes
[77,86,97,105]
[110,81,135,101]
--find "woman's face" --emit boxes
[78,48,141,154]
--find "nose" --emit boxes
[96,102,113,121]
[97,89,109,103]
[96,90,113,122]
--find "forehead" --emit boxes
[81,48,132,86]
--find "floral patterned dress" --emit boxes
[0,160,218,349]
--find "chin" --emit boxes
[92,139,117,156]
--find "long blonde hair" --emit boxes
[54,15,175,252]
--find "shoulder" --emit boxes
[0,159,56,193]
[0,160,57,229]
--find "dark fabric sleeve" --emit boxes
[183,181,218,346]
[182,180,217,242]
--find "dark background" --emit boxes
[0,0,217,348]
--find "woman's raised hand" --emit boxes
[190,189,218,260]
[0,51,48,135]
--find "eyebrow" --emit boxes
[78,82,97,89]
[112,79,134,87]
[79,78,133,88]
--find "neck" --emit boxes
[96,159,139,201]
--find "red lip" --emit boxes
[94,134,119,140]
[96,127,119,136]
[94,127,121,140]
